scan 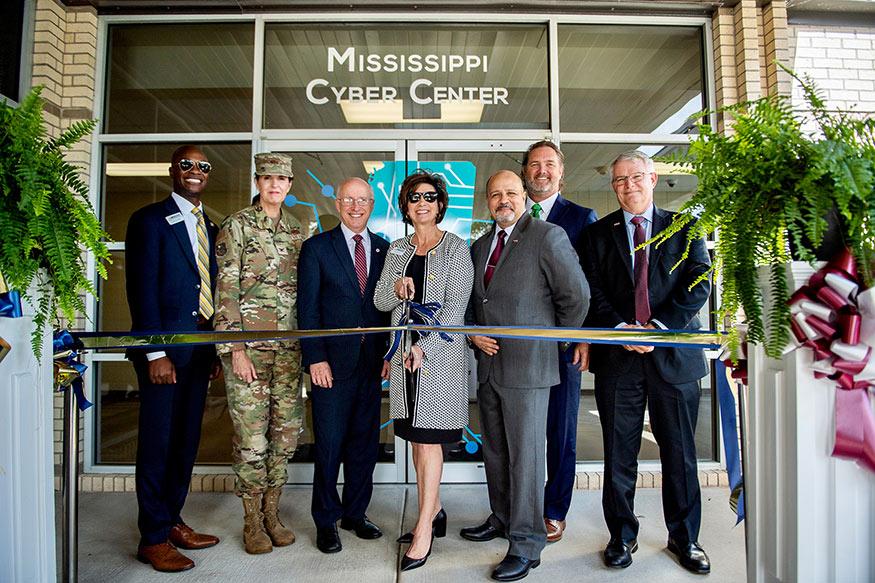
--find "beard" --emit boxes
[493,207,517,227]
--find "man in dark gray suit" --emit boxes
[462,170,590,581]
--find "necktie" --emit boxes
[631,216,651,324]
[353,234,368,295]
[191,207,214,319]
[484,230,506,289]
[531,203,542,219]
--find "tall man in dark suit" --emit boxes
[580,150,712,574]
[521,140,598,543]
[297,177,390,554]
[125,145,221,573]
[462,170,589,581]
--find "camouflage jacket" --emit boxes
[214,204,304,353]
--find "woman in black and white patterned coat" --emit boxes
[374,169,474,571]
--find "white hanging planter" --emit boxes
[0,282,57,583]
[746,262,875,582]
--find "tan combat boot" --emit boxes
[242,495,272,554]
[262,487,296,546]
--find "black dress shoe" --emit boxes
[397,508,447,543]
[400,534,433,572]
[667,538,711,574]
[316,525,342,554]
[603,538,638,568]
[339,516,383,539]
[460,520,504,542]
[491,555,540,581]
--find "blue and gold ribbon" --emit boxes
[384,301,455,362]
[53,330,92,411]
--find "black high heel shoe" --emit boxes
[400,534,434,572]
[397,508,447,543]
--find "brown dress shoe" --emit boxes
[545,518,566,543]
[169,522,220,550]
[137,541,194,572]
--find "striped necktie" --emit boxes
[191,207,214,319]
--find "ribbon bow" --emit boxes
[0,271,22,319]
[53,330,92,411]
[384,301,453,362]
[787,249,875,473]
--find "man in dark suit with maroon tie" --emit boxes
[580,150,712,574]
[297,177,390,554]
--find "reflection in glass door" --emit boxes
[261,140,406,483]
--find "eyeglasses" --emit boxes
[408,191,438,204]
[611,172,651,186]
[338,197,373,207]
[177,159,212,174]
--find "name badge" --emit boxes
[165,212,184,225]
[390,247,406,256]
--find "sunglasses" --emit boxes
[408,191,438,204]
[177,159,212,174]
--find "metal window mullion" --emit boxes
[548,18,560,143]
[251,15,265,163]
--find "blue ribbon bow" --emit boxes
[0,290,22,318]
[384,301,453,362]
[53,330,93,411]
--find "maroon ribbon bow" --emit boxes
[787,248,875,473]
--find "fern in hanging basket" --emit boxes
[0,86,111,358]
[651,67,875,358]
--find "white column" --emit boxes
[747,262,875,582]
[0,294,56,583]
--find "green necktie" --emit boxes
[531,203,542,219]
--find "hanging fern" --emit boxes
[650,65,875,358]
[0,86,111,358]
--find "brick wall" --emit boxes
[788,24,875,116]
[29,0,98,484]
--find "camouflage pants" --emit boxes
[222,346,303,497]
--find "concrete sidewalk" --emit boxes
[77,486,746,582]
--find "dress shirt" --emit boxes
[340,222,371,274]
[485,220,518,271]
[622,204,654,269]
[525,191,560,220]
[620,204,665,328]
[147,193,207,362]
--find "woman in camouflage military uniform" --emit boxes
[214,153,304,555]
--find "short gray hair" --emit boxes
[609,150,655,179]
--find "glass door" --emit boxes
[261,139,408,483]
[405,139,532,483]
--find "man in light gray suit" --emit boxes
[462,170,590,581]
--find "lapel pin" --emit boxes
[512,239,519,243]
[376,248,381,253]
[613,222,621,227]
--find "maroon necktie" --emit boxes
[631,216,651,324]
[353,234,367,295]
[484,230,506,289]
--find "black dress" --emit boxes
[392,253,463,444]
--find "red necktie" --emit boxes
[631,216,651,324]
[484,230,506,289]
[353,234,367,295]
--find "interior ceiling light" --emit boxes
[340,100,484,124]
[594,161,692,177]
[105,163,169,177]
